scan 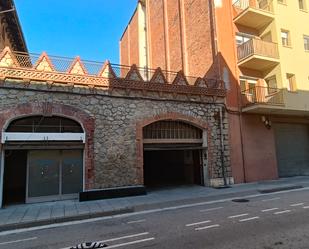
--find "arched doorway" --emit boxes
[143,120,206,188]
[2,115,85,205]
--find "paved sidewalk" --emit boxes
[0,176,309,232]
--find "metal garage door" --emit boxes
[274,123,309,177]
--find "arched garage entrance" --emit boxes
[1,115,85,205]
[143,120,207,187]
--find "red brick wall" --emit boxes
[182,0,215,78]
[129,11,140,66]
[165,0,183,72]
[147,0,167,69]
[120,28,130,66]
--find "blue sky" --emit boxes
[14,0,137,63]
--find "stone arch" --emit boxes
[0,102,95,189]
[136,112,210,185]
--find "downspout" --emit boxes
[0,148,4,208]
[219,106,227,186]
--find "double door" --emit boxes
[27,150,83,203]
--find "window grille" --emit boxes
[6,116,83,133]
[143,121,202,140]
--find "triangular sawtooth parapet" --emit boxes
[0,47,18,68]
[67,56,88,75]
[34,52,55,72]
[172,70,189,86]
[150,67,167,84]
[194,77,208,88]
[97,60,116,78]
[125,64,144,81]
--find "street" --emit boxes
[1,188,309,249]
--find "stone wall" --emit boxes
[0,80,231,189]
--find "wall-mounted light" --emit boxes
[261,116,271,129]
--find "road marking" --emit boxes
[195,224,220,231]
[290,203,304,207]
[261,208,279,212]
[303,206,309,209]
[239,216,259,222]
[101,238,155,248]
[262,197,280,202]
[0,237,37,245]
[60,233,150,249]
[200,207,223,212]
[274,210,291,215]
[228,213,249,219]
[186,220,212,227]
[127,219,146,224]
[2,186,309,236]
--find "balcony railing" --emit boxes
[233,0,273,12]
[241,86,284,107]
[237,38,279,62]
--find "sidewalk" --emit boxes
[0,176,309,232]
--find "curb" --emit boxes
[0,207,134,232]
[258,185,303,194]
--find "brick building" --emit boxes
[120,0,309,184]
[0,47,229,206]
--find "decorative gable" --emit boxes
[195,77,208,88]
[0,47,18,68]
[172,70,189,86]
[67,56,87,75]
[150,67,167,84]
[98,60,116,78]
[125,64,144,81]
[34,52,55,72]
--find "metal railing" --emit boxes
[237,38,279,62]
[233,0,273,12]
[7,51,222,87]
[241,86,284,107]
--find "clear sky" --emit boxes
[14,0,137,63]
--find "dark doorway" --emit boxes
[143,149,203,188]
[3,150,28,206]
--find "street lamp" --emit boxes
[0,8,15,14]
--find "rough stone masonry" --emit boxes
[0,78,231,190]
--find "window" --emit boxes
[240,78,257,95]
[304,35,309,51]
[286,73,297,92]
[281,30,291,46]
[266,76,277,94]
[236,34,252,46]
[299,0,307,10]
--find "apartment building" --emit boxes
[120,0,309,184]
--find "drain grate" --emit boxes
[232,198,250,203]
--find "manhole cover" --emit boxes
[70,242,108,249]
[232,199,250,203]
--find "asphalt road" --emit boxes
[1,188,309,249]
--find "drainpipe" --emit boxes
[219,106,228,186]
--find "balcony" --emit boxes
[237,38,279,71]
[233,0,274,30]
[241,86,285,113]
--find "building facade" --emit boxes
[0,0,27,52]
[0,48,229,206]
[120,0,309,183]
